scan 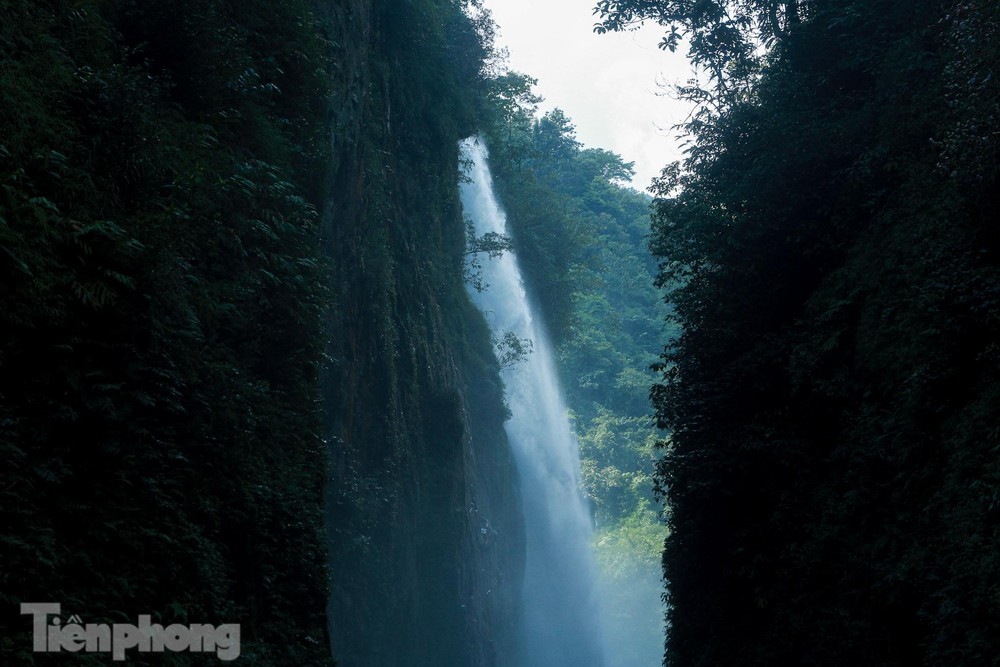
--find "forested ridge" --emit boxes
[479,90,672,666]
[597,0,1000,664]
[1,1,334,662]
[1,0,522,665]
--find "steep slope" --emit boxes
[0,1,334,663]
[592,0,1000,664]
[0,1,523,665]
[318,3,524,665]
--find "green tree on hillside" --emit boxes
[0,2,334,663]
[481,79,672,667]
[599,1,1000,665]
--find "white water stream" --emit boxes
[460,137,606,667]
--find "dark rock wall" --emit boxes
[317,2,525,664]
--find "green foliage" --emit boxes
[593,0,769,115]
[492,330,534,370]
[482,100,596,339]
[481,78,671,514]
[464,217,514,292]
[594,0,1000,664]
[482,78,673,665]
[594,505,666,667]
[1,1,519,665]
[579,410,660,525]
[0,1,333,663]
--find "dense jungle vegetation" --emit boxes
[595,0,1000,664]
[1,0,334,662]
[1,0,515,664]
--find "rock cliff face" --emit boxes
[0,0,519,663]
[317,2,525,665]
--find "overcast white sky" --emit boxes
[481,0,695,191]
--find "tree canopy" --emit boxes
[599,0,1000,665]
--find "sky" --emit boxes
[481,0,695,191]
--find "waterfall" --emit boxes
[460,137,606,667]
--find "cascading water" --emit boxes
[459,137,606,667]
